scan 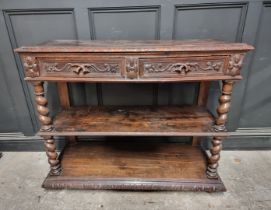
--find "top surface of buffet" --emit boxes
[15,39,253,53]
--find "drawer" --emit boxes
[139,56,227,78]
[38,56,125,78]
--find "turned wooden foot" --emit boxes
[43,136,61,175]
[32,81,62,175]
[206,136,223,178]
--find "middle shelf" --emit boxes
[39,106,228,136]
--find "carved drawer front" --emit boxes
[38,57,124,78]
[139,56,227,78]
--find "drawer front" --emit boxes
[38,56,125,78]
[21,54,240,81]
[139,56,227,78]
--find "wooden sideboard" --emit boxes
[15,40,253,192]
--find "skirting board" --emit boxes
[0,133,271,151]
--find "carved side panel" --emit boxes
[22,56,39,77]
[226,54,244,76]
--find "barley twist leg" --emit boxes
[32,81,61,175]
[207,80,234,179]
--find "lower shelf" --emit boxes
[42,141,226,192]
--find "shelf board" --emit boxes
[42,141,226,191]
[39,106,228,136]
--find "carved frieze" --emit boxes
[227,54,244,76]
[144,61,223,75]
[44,63,120,75]
[23,56,39,77]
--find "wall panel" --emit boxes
[173,3,248,41]
[3,9,78,128]
[239,2,271,128]
[89,6,160,40]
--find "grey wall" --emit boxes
[0,0,271,150]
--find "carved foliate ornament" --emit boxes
[44,63,119,75]
[227,54,244,76]
[144,61,223,74]
[23,56,39,77]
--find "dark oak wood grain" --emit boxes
[31,81,61,175]
[57,82,77,143]
[25,75,243,82]
[39,106,228,137]
[42,141,226,191]
[57,82,70,108]
[207,80,234,178]
[15,39,253,53]
[15,39,253,192]
[16,39,253,82]
[192,81,211,146]
[197,81,211,107]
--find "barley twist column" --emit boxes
[207,80,234,179]
[32,81,61,175]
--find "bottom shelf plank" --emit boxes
[42,141,226,192]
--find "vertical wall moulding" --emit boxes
[3,9,77,133]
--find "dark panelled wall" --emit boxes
[0,0,271,150]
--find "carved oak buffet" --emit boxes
[15,40,253,192]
